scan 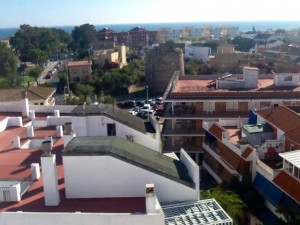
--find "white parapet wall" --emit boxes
[0,211,164,225]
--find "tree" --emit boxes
[26,67,43,79]
[74,83,94,102]
[185,59,199,75]
[10,24,71,62]
[201,188,248,225]
[232,37,255,52]
[0,42,18,77]
[71,23,96,56]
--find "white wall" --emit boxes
[274,73,300,87]
[29,105,76,114]
[0,212,164,225]
[0,118,8,132]
[73,115,160,151]
[185,45,211,62]
[0,104,21,112]
[47,116,72,126]
[180,149,199,200]
[63,156,197,204]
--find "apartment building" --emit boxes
[67,60,92,82]
[201,106,300,219]
[162,67,300,164]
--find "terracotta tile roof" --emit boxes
[67,60,92,67]
[273,170,300,203]
[241,146,254,160]
[256,106,300,143]
[0,165,32,181]
[220,143,241,171]
[0,86,55,102]
[209,123,226,140]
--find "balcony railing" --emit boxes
[163,103,249,118]
[162,119,205,136]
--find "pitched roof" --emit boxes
[241,146,254,160]
[256,106,300,138]
[209,123,225,140]
[67,61,92,67]
[254,33,273,40]
[71,104,156,134]
[0,86,55,102]
[273,171,300,203]
[62,136,194,187]
[129,26,148,32]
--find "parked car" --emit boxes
[129,106,140,115]
[136,100,145,107]
[137,111,148,119]
[123,100,136,108]
[141,104,154,114]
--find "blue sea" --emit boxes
[0,21,300,39]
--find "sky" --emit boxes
[0,0,300,28]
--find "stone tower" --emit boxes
[145,42,184,95]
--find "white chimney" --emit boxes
[41,154,60,206]
[145,184,160,214]
[13,136,21,148]
[21,97,29,117]
[54,109,60,117]
[27,126,34,138]
[56,125,63,137]
[31,163,40,180]
[29,110,36,121]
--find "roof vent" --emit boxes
[42,140,53,156]
[64,122,72,135]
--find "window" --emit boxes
[107,123,116,136]
[284,76,292,81]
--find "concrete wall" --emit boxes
[180,149,199,199]
[0,212,164,225]
[63,156,197,203]
[47,116,72,126]
[72,115,160,151]
[274,73,300,86]
[29,105,76,114]
[0,104,22,112]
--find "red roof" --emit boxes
[67,61,92,67]
[241,146,254,160]
[273,170,300,203]
[256,106,300,143]
[0,165,32,180]
[209,123,226,140]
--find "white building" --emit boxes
[70,104,162,152]
[185,44,212,63]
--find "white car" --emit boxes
[129,106,140,115]
[141,104,154,114]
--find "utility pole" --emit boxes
[146,85,149,122]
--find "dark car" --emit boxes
[123,100,136,108]
[137,111,148,119]
[136,100,145,107]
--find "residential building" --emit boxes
[0,86,56,106]
[67,60,92,82]
[185,44,212,63]
[70,104,162,152]
[216,42,235,55]
[92,42,127,67]
[0,38,10,47]
[253,33,277,44]
[263,44,300,64]
[161,67,300,164]
[0,98,232,225]
[201,106,300,220]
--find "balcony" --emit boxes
[162,137,203,153]
[163,103,249,119]
[162,119,205,136]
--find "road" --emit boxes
[37,61,58,84]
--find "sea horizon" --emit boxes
[1,20,299,39]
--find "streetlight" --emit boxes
[146,85,149,122]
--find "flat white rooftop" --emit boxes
[162,199,232,225]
